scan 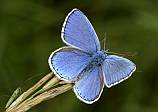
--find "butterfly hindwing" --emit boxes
[61,8,101,53]
[73,67,104,104]
[49,47,92,81]
[102,55,136,88]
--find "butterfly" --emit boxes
[48,8,136,104]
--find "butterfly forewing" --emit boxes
[49,47,92,81]
[61,8,101,53]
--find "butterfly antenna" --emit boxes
[104,32,107,50]
[107,51,137,57]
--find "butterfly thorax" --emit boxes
[82,51,106,73]
[90,50,107,66]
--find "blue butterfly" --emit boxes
[48,8,136,104]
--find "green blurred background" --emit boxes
[0,0,158,112]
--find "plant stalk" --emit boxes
[8,84,73,112]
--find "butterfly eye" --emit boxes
[98,63,101,66]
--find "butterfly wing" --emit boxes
[61,8,101,53]
[102,55,136,88]
[48,47,91,81]
[73,67,104,104]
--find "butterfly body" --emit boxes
[90,50,107,66]
[83,50,106,71]
[49,8,136,104]
[74,50,106,82]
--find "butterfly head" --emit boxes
[100,50,108,57]
[91,50,107,64]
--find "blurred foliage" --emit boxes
[0,0,158,112]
